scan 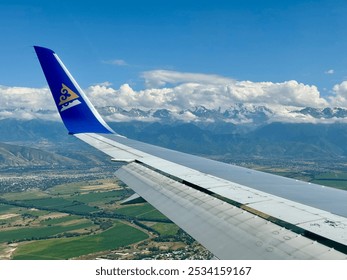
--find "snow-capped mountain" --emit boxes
[3,105,347,161]
[2,104,347,126]
[293,107,347,119]
[97,104,347,126]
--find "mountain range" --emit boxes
[1,104,347,167]
[1,119,347,166]
[3,104,347,127]
[97,104,347,126]
[0,142,77,167]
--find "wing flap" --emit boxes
[116,162,347,259]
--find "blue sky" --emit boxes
[2,0,347,119]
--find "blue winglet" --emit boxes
[34,46,114,134]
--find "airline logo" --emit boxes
[58,83,81,112]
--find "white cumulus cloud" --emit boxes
[85,71,328,111]
[0,85,59,120]
[1,70,346,122]
[140,70,328,109]
[0,85,53,110]
[329,81,347,106]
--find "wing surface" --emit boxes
[34,46,347,259]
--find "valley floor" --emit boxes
[0,157,346,260]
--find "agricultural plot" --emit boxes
[0,178,175,259]
[0,219,94,243]
[311,172,347,191]
[71,190,128,204]
[114,204,169,221]
[14,197,99,214]
[0,204,15,213]
[48,179,121,196]
[12,222,148,260]
[1,189,51,201]
[151,222,180,236]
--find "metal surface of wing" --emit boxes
[76,133,347,259]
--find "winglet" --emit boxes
[34,46,114,134]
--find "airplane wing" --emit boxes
[34,46,347,260]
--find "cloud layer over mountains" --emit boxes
[1,70,347,123]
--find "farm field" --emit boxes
[0,177,211,260]
[311,172,347,191]
[12,222,148,260]
[0,178,175,259]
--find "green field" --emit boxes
[114,204,168,220]
[0,219,94,243]
[47,181,98,195]
[0,179,173,259]
[151,222,179,236]
[47,179,120,195]
[14,197,99,214]
[12,222,148,260]
[39,215,81,226]
[1,190,50,201]
[71,190,127,204]
[311,172,347,191]
[0,204,15,213]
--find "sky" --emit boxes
[2,0,347,120]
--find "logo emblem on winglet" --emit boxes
[59,83,81,112]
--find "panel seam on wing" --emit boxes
[131,160,347,256]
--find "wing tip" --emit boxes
[34,46,115,135]
[34,45,55,55]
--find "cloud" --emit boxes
[102,59,128,66]
[140,70,328,109]
[142,70,235,88]
[329,81,347,106]
[1,70,345,123]
[88,70,327,111]
[0,85,59,120]
[94,81,113,87]
[325,69,334,75]
[0,85,54,110]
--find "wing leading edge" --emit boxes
[34,46,347,259]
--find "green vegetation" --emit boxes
[12,222,148,260]
[1,189,50,201]
[47,179,119,195]
[48,181,96,195]
[71,190,127,204]
[311,172,347,191]
[151,222,179,236]
[39,215,82,226]
[0,219,94,243]
[0,204,14,213]
[114,204,168,220]
[12,197,99,214]
[0,179,172,259]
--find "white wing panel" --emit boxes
[75,133,145,161]
[115,162,346,260]
[133,154,347,249]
